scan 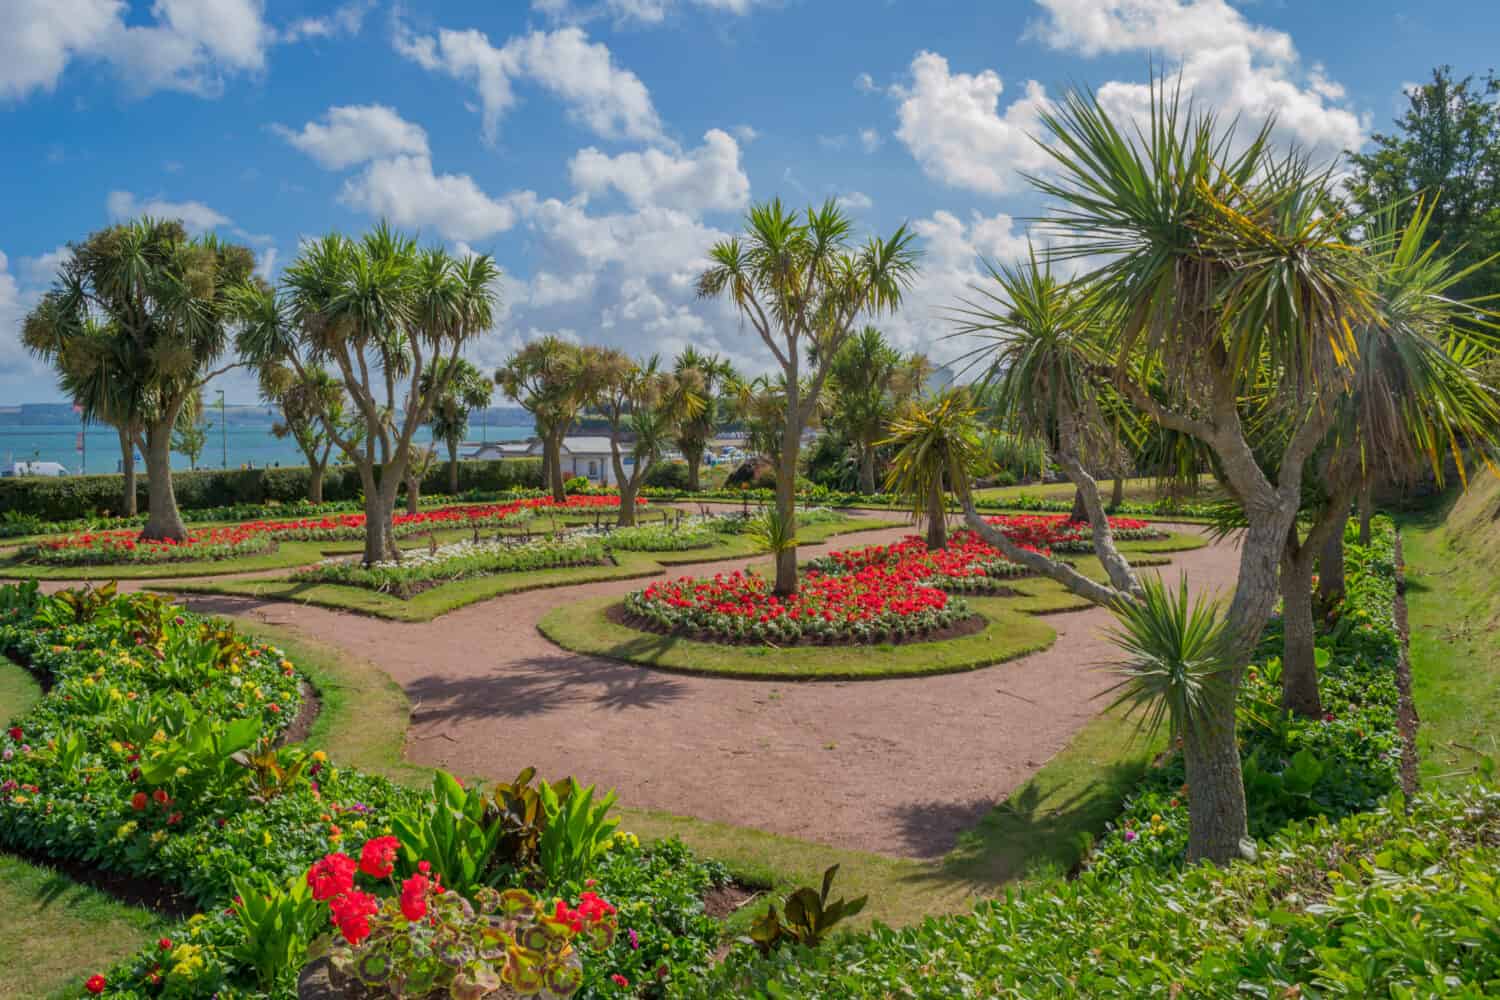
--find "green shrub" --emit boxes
[0,459,543,519]
[644,460,692,490]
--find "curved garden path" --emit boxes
[44,513,1243,859]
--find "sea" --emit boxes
[0,421,534,474]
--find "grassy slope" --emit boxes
[0,658,166,1000]
[1400,474,1500,778]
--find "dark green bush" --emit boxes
[644,460,692,490]
[0,459,543,519]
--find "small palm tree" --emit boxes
[880,391,987,550]
[1102,574,1235,749]
[422,358,495,495]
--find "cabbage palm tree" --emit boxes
[586,349,703,526]
[672,348,737,492]
[880,390,987,550]
[24,219,255,539]
[827,327,930,494]
[422,358,495,494]
[698,198,920,595]
[497,337,590,502]
[983,80,1375,864]
[956,254,1142,601]
[258,363,347,504]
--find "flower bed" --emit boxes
[16,495,634,565]
[0,582,729,997]
[290,535,611,597]
[981,513,1162,553]
[622,567,972,644]
[17,525,279,566]
[806,530,1031,594]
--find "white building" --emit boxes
[464,436,632,486]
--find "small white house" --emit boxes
[465,436,632,486]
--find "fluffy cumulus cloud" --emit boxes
[272,104,430,170]
[2,0,371,101]
[568,129,749,214]
[1028,0,1366,158]
[338,156,534,243]
[394,21,663,144]
[106,190,230,232]
[893,51,1054,195]
[0,250,53,398]
[532,0,769,25]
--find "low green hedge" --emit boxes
[0,459,543,520]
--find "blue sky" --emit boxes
[4,0,1499,405]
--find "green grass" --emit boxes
[0,657,168,1000]
[1399,476,1500,780]
[159,550,668,622]
[649,516,904,565]
[971,476,1227,506]
[539,592,1057,680]
[0,539,334,580]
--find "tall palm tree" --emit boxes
[980,79,1374,864]
[422,358,495,495]
[586,349,703,525]
[496,337,590,502]
[880,390,987,550]
[259,363,347,504]
[827,327,930,494]
[698,198,921,595]
[671,348,737,492]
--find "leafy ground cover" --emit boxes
[290,535,611,597]
[0,582,731,998]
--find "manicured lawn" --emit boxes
[0,657,167,1000]
[972,476,1226,506]
[1400,478,1500,779]
[0,539,331,580]
[539,591,1057,680]
[648,516,904,565]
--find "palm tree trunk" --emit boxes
[773,409,801,596]
[308,463,325,505]
[1279,538,1322,718]
[859,446,877,495]
[546,428,566,501]
[683,444,704,492]
[1111,475,1125,509]
[926,474,947,549]
[448,437,460,495]
[1070,487,1087,522]
[1317,523,1346,608]
[405,465,421,515]
[140,412,187,542]
[1358,478,1375,544]
[361,466,400,565]
[117,426,138,517]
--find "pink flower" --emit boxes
[1123,829,1137,842]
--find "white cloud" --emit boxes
[106,190,230,232]
[731,124,759,143]
[1029,0,1366,158]
[854,71,877,94]
[338,156,532,242]
[532,0,770,24]
[0,0,122,101]
[253,246,279,282]
[280,0,372,42]
[0,250,52,398]
[20,245,72,286]
[859,128,882,153]
[394,21,663,145]
[570,129,749,214]
[893,51,1053,195]
[836,191,873,211]
[273,104,430,170]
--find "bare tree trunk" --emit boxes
[1279,539,1323,718]
[361,469,400,565]
[617,479,639,526]
[117,426,138,517]
[859,446,877,495]
[774,410,801,596]
[308,463,325,505]
[405,465,421,515]
[448,438,460,495]
[1070,487,1087,522]
[1358,478,1374,545]
[546,428,566,501]
[925,474,947,549]
[1318,522,1346,608]
[1111,474,1125,509]
[685,447,704,491]
[1056,448,1141,598]
[140,411,187,542]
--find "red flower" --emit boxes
[85,975,106,994]
[306,852,357,901]
[6,727,20,740]
[358,835,400,879]
[328,889,379,945]
[130,791,148,811]
[158,938,172,950]
[399,872,429,921]
[611,974,629,987]
[151,788,169,805]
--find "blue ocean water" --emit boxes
[0,423,532,474]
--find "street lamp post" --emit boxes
[216,390,227,469]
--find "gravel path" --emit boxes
[42,513,1243,859]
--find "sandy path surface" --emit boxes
[38,513,1243,859]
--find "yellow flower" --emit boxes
[1327,870,1343,881]
[152,729,167,743]
[262,830,272,847]
[175,766,189,778]
[280,659,294,670]
[109,740,124,753]
[352,819,367,831]
[312,750,328,763]
[1150,814,1162,824]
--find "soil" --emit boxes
[703,880,761,920]
[4,844,198,918]
[605,602,988,648]
[41,513,1245,860]
[276,680,321,748]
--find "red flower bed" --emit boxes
[807,530,1032,593]
[20,495,635,565]
[623,566,970,643]
[983,514,1159,553]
